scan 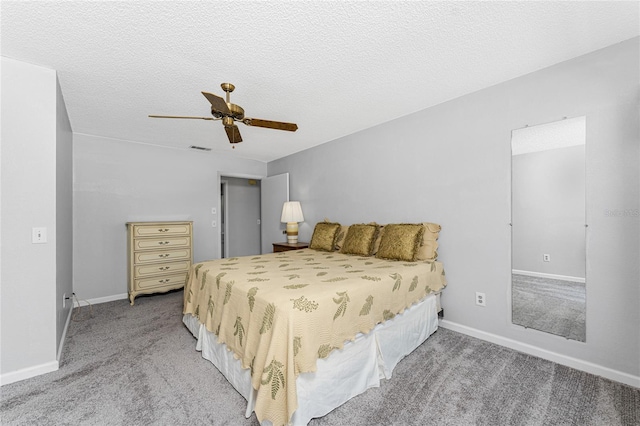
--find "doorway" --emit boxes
[220,176,262,258]
[218,172,290,258]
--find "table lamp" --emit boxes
[281,201,304,243]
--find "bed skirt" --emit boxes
[183,292,439,425]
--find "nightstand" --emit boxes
[272,242,309,253]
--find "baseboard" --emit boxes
[512,269,585,283]
[0,360,59,387]
[439,320,640,389]
[73,292,128,307]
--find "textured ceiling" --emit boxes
[2,1,638,162]
[512,116,586,156]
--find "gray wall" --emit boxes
[512,145,586,278]
[1,57,59,378]
[55,77,74,355]
[268,38,640,379]
[72,135,266,301]
[223,177,262,257]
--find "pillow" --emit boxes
[372,225,385,255]
[375,224,425,261]
[415,222,441,261]
[340,224,379,256]
[334,225,349,251]
[309,222,341,252]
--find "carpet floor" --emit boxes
[1,290,637,426]
[512,274,586,341]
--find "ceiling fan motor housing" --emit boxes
[214,104,244,125]
[226,103,244,120]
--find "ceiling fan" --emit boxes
[149,83,298,144]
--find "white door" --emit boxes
[260,173,289,254]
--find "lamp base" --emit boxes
[286,222,299,244]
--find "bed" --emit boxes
[182,222,447,426]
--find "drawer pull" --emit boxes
[158,228,170,232]
[158,254,170,258]
[159,266,170,271]
[158,279,170,283]
[158,241,170,245]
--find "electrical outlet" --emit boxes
[543,254,551,262]
[475,292,486,307]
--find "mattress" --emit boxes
[183,292,439,425]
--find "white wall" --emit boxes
[1,57,59,382]
[73,135,266,301]
[268,38,640,384]
[512,145,586,278]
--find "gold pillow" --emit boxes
[372,225,385,255]
[309,222,341,252]
[334,225,349,251]
[340,224,379,256]
[375,224,425,261]
[415,222,441,261]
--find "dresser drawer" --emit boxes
[135,272,187,290]
[133,236,191,251]
[134,248,191,264]
[133,223,191,238]
[134,260,191,278]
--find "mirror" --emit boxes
[511,116,586,341]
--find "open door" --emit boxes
[260,173,289,254]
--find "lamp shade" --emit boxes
[280,201,304,223]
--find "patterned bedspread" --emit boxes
[183,248,447,426]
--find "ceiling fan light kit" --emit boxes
[149,83,298,146]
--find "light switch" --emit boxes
[32,227,47,244]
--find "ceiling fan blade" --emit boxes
[149,115,215,120]
[202,91,230,114]
[225,125,243,144]
[243,118,298,132]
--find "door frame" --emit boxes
[220,179,229,259]
[217,172,265,259]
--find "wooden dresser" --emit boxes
[126,221,193,305]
